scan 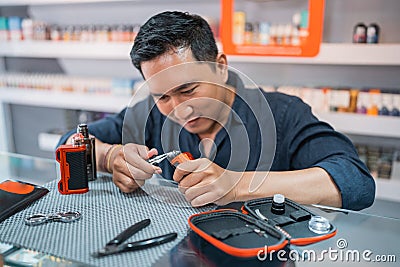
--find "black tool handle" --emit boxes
[124,232,178,251]
[106,219,151,246]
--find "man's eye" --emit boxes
[181,87,196,95]
[158,95,170,101]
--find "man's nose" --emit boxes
[174,104,194,121]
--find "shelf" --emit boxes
[0,88,130,112]
[0,41,132,60]
[315,112,400,138]
[227,43,400,65]
[0,87,398,138]
[0,0,139,5]
[38,132,61,152]
[0,0,200,5]
[375,179,400,202]
[1,42,400,65]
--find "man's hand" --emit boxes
[111,144,161,193]
[173,158,241,207]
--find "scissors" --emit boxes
[92,218,177,257]
[24,211,81,226]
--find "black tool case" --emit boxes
[188,197,337,258]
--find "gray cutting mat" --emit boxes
[0,174,211,266]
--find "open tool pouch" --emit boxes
[243,197,337,246]
[188,209,288,258]
[188,197,336,258]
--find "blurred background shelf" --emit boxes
[0,41,132,60]
[1,42,400,65]
[0,87,129,112]
[1,87,398,138]
[375,179,400,202]
[227,43,400,65]
[315,112,400,138]
[0,0,189,5]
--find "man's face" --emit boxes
[141,49,233,138]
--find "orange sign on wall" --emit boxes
[220,0,325,57]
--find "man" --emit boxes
[58,11,375,210]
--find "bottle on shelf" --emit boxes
[379,93,391,116]
[21,18,33,40]
[356,91,368,114]
[366,23,380,44]
[366,89,381,116]
[391,94,400,116]
[353,23,367,43]
[0,17,8,41]
[233,11,245,45]
[8,16,23,41]
[244,22,253,45]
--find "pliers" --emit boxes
[92,219,177,257]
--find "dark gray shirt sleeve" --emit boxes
[274,95,375,210]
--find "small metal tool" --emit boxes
[147,150,194,187]
[92,218,177,257]
[255,208,307,259]
[147,150,181,165]
[25,211,81,226]
[255,209,292,238]
[245,224,268,238]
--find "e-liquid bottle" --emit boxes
[77,124,97,181]
[366,23,379,44]
[366,89,381,116]
[271,194,285,215]
[391,94,400,116]
[356,91,368,114]
[233,11,245,45]
[379,93,391,116]
[353,23,367,43]
[259,22,270,45]
[244,22,253,45]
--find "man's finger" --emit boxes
[126,163,155,181]
[190,192,215,207]
[173,159,208,183]
[184,182,210,203]
[147,148,158,159]
[178,172,204,189]
[123,151,158,175]
[114,175,138,193]
[122,144,152,162]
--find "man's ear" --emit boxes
[216,53,229,83]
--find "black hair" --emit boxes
[130,11,218,76]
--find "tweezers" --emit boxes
[147,150,181,165]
